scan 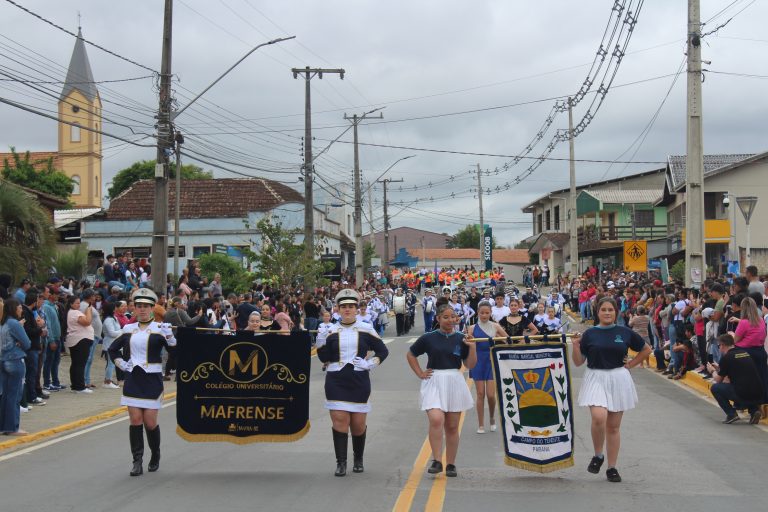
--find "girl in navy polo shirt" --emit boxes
[407,304,477,477]
[571,297,650,483]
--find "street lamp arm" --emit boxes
[363,155,416,196]
[174,35,296,118]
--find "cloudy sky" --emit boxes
[1,0,767,246]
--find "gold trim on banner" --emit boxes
[175,422,311,444]
[504,454,574,473]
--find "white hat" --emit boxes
[606,281,615,289]
[132,288,158,305]
[335,288,360,306]
[702,307,714,319]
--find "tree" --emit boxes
[107,159,212,200]
[0,180,56,281]
[51,244,89,282]
[2,147,74,200]
[197,253,253,295]
[450,224,499,249]
[363,241,377,269]
[669,259,685,283]
[247,216,331,287]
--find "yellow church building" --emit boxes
[0,28,102,208]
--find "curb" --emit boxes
[0,391,177,452]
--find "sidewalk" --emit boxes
[1,353,177,451]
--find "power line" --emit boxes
[3,0,158,73]
[315,139,667,164]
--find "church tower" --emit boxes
[58,27,102,208]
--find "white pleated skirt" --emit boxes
[420,369,474,412]
[578,367,638,412]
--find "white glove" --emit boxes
[159,323,174,338]
[118,359,134,373]
[352,356,377,371]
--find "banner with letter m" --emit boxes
[175,328,311,444]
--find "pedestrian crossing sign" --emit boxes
[623,240,647,272]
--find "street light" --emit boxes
[362,155,416,196]
[736,196,758,267]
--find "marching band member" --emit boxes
[108,288,175,476]
[468,300,506,434]
[422,289,437,333]
[498,298,539,341]
[317,289,389,477]
[491,292,511,322]
[407,304,477,477]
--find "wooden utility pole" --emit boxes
[152,0,173,293]
[379,178,403,273]
[345,110,383,286]
[568,98,578,276]
[477,164,484,269]
[291,67,345,256]
[685,0,705,287]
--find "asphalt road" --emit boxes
[1,319,768,512]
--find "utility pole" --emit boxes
[291,66,345,256]
[685,0,705,287]
[476,164,484,269]
[173,130,184,279]
[378,178,404,273]
[345,110,383,286]
[152,0,173,293]
[568,98,578,277]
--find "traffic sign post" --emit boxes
[623,240,647,272]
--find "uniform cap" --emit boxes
[335,288,360,306]
[133,288,158,305]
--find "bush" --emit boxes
[197,253,253,294]
[669,259,685,282]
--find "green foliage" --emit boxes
[364,241,376,268]
[0,180,56,281]
[2,147,74,200]
[197,253,252,294]
[670,259,685,282]
[52,244,89,281]
[247,216,331,287]
[450,224,499,249]
[107,159,212,200]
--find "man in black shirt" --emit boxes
[234,293,257,330]
[707,334,763,424]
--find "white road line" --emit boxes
[0,401,177,463]
[405,336,418,344]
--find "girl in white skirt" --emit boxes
[407,304,477,477]
[571,296,651,483]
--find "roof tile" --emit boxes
[106,178,304,220]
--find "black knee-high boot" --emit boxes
[332,429,348,477]
[352,429,366,473]
[146,425,161,472]
[129,425,144,476]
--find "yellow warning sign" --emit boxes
[623,240,647,272]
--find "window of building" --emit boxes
[94,176,98,198]
[95,123,99,143]
[545,210,551,231]
[192,246,211,258]
[554,205,560,230]
[72,175,81,195]
[167,246,186,258]
[537,213,543,234]
[113,246,151,259]
[635,209,654,227]
[71,123,81,142]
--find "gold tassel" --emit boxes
[175,422,311,444]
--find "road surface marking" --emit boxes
[0,400,177,463]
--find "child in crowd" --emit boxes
[629,305,651,368]
[670,325,698,380]
[316,310,333,371]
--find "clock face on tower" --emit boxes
[72,105,80,113]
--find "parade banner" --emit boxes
[175,328,311,444]
[491,340,574,473]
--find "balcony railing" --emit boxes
[578,225,668,249]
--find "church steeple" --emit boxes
[60,28,98,103]
[58,27,102,208]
